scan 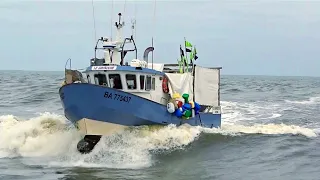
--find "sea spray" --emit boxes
[0,112,80,158]
[0,112,317,169]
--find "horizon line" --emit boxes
[0,69,319,78]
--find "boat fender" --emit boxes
[162,76,169,93]
[174,107,184,118]
[191,109,195,117]
[194,102,201,115]
[172,93,181,99]
[189,101,195,109]
[177,101,183,108]
[166,102,175,113]
[170,93,183,109]
[183,110,192,118]
[182,103,191,111]
[182,93,189,104]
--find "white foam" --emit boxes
[221,101,283,124]
[0,111,317,169]
[207,123,318,138]
[48,124,203,169]
[285,96,320,105]
[0,112,80,158]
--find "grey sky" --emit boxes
[1,0,320,76]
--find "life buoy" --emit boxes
[162,76,169,93]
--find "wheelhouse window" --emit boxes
[146,75,152,91]
[94,74,107,86]
[87,75,91,83]
[140,75,145,90]
[126,74,137,90]
[109,74,122,89]
[152,77,155,90]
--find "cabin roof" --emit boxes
[83,65,165,75]
[82,63,222,75]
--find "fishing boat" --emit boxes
[59,12,222,154]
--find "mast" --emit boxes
[102,13,124,66]
[91,3,138,67]
[151,0,157,70]
[115,13,124,43]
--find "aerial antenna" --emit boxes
[123,0,127,19]
[116,13,123,28]
[91,0,97,42]
[132,1,137,41]
[151,0,157,70]
[110,0,114,41]
[131,1,136,39]
[131,19,136,40]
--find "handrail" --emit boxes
[163,63,222,69]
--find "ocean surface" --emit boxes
[0,70,320,180]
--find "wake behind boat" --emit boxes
[59,13,222,154]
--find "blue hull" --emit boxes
[59,83,221,130]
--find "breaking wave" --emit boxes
[285,96,320,105]
[0,110,317,169]
[0,113,80,158]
